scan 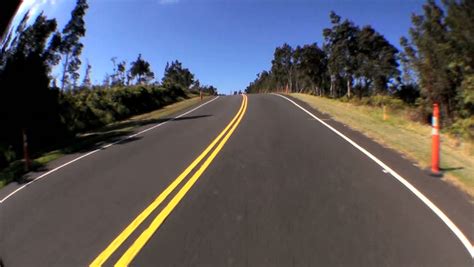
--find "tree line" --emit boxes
[0,0,217,170]
[246,0,473,130]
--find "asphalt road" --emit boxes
[0,94,472,266]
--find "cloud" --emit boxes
[159,0,179,5]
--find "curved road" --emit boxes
[1,94,472,266]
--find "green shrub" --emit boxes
[57,85,189,134]
[446,117,474,141]
[0,145,16,169]
[352,95,406,109]
[385,98,405,110]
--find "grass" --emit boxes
[291,93,474,198]
[0,95,211,189]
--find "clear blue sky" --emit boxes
[13,0,424,94]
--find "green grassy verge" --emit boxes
[0,95,210,188]
[292,93,474,198]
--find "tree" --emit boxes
[60,0,89,90]
[443,0,474,118]
[245,70,278,93]
[190,79,201,92]
[323,11,360,98]
[110,57,127,86]
[81,62,92,88]
[355,25,399,95]
[129,54,154,85]
[0,12,29,66]
[271,43,294,92]
[400,0,460,122]
[117,60,127,86]
[293,43,328,95]
[0,13,67,165]
[43,31,62,77]
[162,60,194,90]
[110,57,118,86]
[201,85,217,95]
[246,42,328,95]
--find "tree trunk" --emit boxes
[347,76,352,98]
[297,79,302,93]
[288,73,292,93]
[442,99,452,126]
[60,53,70,91]
[330,74,336,98]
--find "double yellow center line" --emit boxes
[91,94,248,266]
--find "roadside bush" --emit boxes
[351,95,405,110]
[446,117,474,141]
[59,85,189,133]
[394,84,420,105]
[385,98,405,110]
[0,84,191,172]
[0,145,16,170]
[166,84,186,100]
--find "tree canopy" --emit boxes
[59,0,88,90]
[162,60,195,90]
[400,0,473,122]
[247,11,399,99]
[129,54,155,85]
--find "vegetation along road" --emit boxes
[0,94,472,266]
[0,0,473,266]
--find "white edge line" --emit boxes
[273,93,474,258]
[0,96,220,204]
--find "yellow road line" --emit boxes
[115,95,248,266]
[90,95,246,266]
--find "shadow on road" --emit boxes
[100,114,211,133]
[11,115,212,185]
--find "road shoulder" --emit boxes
[282,93,474,245]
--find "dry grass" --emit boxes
[292,93,474,198]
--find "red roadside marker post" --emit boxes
[200,90,203,100]
[431,103,441,176]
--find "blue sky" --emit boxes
[12,0,424,94]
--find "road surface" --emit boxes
[1,94,473,266]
